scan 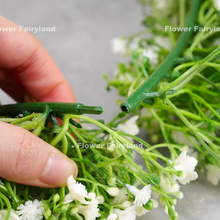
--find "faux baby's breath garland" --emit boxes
[0,108,197,220]
[1,0,220,220]
[106,0,220,187]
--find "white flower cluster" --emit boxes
[117,116,140,136]
[64,175,156,220]
[0,200,45,220]
[106,184,155,220]
[64,175,101,220]
[16,200,45,220]
[172,151,198,185]
[111,35,171,70]
[158,151,198,200]
[111,37,139,57]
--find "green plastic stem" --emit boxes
[120,0,201,113]
[0,102,104,116]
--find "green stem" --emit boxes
[50,115,70,146]
[62,135,68,155]
[0,192,11,220]
[66,132,87,176]
[120,0,201,113]
[179,0,185,27]
[5,181,19,205]
[166,98,220,160]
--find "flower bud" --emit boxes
[93,153,100,161]
[70,207,78,215]
[108,176,116,186]
[168,208,178,220]
[152,199,158,208]
[131,51,139,60]
[171,69,180,80]
[107,213,118,220]
[175,191,184,199]
[171,198,177,205]
[44,209,51,219]
[117,112,127,118]
[61,204,69,212]
[121,201,132,208]
[96,195,105,204]
[214,0,220,11]
[53,194,60,203]
[88,192,96,199]
[160,196,165,205]
[107,141,115,152]
[106,187,120,196]
[150,134,158,144]
[143,199,154,210]
[118,63,126,73]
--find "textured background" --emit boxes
[0,1,219,219]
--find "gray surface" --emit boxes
[0,1,219,220]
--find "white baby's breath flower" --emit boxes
[129,37,140,51]
[0,210,20,220]
[64,175,88,204]
[78,198,101,220]
[214,0,220,10]
[117,116,139,136]
[152,199,158,208]
[87,192,96,199]
[160,175,180,193]
[107,140,115,152]
[140,108,152,118]
[126,184,151,208]
[70,207,78,215]
[16,200,44,220]
[111,37,128,56]
[120,201,132,209]
[206,164,220,185]
[114,206,136,220]
[136,206,148,217]
[173,151,198,184]
[118,73,134,82]
[88,192,105,204]
[107,213,118,220]
[106,187,120,196]
[81,123,92,130]
[154,36,172,51]
[153,0,173,13]
[142,48,159,68]
[96,195,105,204]
[110,187,128,205]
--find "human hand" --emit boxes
[0,16,78,187]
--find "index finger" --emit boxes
[0,16,76,103]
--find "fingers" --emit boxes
[0,15,76,102]
[0,121,78,188]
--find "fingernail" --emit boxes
[39,154,77,186]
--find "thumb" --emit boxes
[0,121,78,188]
